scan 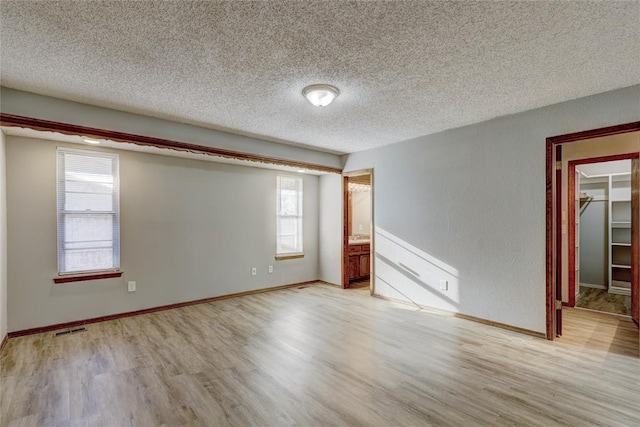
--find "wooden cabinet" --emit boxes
[348,243,370,281]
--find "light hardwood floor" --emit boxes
[1,284,639,426]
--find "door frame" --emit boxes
[342,169,374,295]
[567,153,639,307]
[546,121,640,340]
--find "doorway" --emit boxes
[546,123,640,354]
[569,158,633,316]
[342,170,373,292]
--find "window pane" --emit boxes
[65,154,113,182]
[279,190,299,215]
[65,193,113,211]
[66,180,113,194]
[278,216,298,236]
[276,175,303,255]
[64,214,113,243]
[65,248,114,272]
[58,149,119,274]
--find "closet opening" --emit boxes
[569,158,633,316]
[342,170,373,293]
[546,124,639,357]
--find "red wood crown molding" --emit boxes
[0,113,342,174]
[547,121,640,145]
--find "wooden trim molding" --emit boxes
[567,161,577,307]
[372,294,546,339]
[8,280,320,338]
[0,113,342,174]
[274,254,304,261]
[342,175,350,289]
[545,121,640,341]
[0,334,8,354]
[54,271,123,284]
[547,122,640,145]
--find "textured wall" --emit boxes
[6,136,319,332]
[318,174,343,286]
[343,85,640,333]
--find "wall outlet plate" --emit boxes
[268,265,273,274]
[128,281,136,292]
[251,267,257,276]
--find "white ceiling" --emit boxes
[1,1,639,154]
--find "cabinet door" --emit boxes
[349,256,360,279]
[360,254,370,277]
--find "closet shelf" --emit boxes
[611,221,631,228]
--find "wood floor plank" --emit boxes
[1,284,639,426]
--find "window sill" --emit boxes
[275,253,305,261]
[54,271,123,284]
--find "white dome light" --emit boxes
[302,84,340,107]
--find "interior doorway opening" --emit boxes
[342,170,373,292]
[570,159,632,316]
[546,123,639,357]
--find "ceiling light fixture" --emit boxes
[297,169,306,173]
[84,138,101,145]
[302,84,339,107]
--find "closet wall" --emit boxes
[578,178,609,288]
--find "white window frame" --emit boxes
[276,175,303,256]
[57,148,120,275]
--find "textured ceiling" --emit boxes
[1,1,639,154]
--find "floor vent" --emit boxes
[55,327,87,337]
[297,286,308,289]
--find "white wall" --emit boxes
[343,85,640,334]
[318,174,343,286]
[0,87,342,170]
[0,131,7,341]
[6,136,319,332]
[351,191,371,236]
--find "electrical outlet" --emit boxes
[251,267,257,276]
[128,281,136,292]
[268,265,273,274]
[439,280,448,291]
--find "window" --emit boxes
[57,149,120,274]
[276,175,303,256]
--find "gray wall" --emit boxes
[344,85,640,334]
[0,87,342,170]
[6,136,319,332]
[578,182,608,287]
[0,131,6,341]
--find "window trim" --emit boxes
[276,174,304,257]
[56,147,121,276]
[53,271,123,284]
